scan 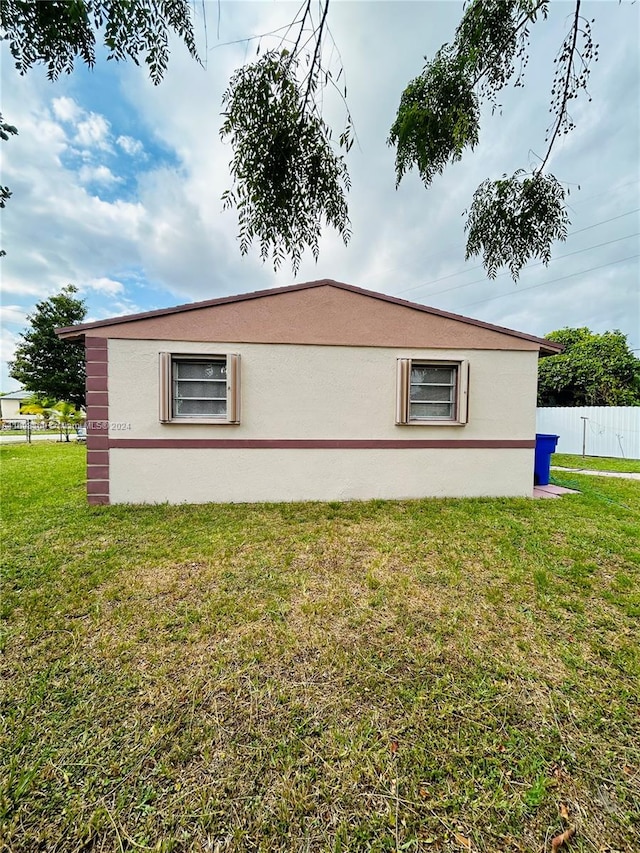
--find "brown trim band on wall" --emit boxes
[109,438,535,450]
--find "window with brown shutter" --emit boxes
[396,358,469,425]
[159,353,240,424]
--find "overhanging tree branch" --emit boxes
[389,0,598,280]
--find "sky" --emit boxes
[1,0,639,392]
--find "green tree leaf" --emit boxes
[538,328,640,406]
[9,285,87,408]
[465,171,570,279]
[220,50,351,273]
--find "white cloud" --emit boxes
[75,112,111,150]
[52,96,82,124]
[117,135,144,156]
[82,277,126,296]
[78,164,121,185]
[0,276,56,298]
[0,327,20,365]
[0,305,28,326]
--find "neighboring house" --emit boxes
[56,279,562,505]
[0,389,33,426]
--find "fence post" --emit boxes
[580,416,589,458]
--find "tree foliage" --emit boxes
[20,392,58,428]
[538,328,640,407]
[388,47,480,189]
[390,0,598,280]
[1,0,199,84]
[9,285,87,408]
[1,0,607,276]
[465,171,569,279]
[0,112,18,256]
[0,113,18,209]
[51,400,84,441]
[220,50,351,273]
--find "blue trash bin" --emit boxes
[534,433,559,486]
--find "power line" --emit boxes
[423,232,639,300]
[460,254,640,310]
[398,263,484,294]
[403,181,640,284]
[566,208,640,238]
[397,207,640,299]
[564,179,640,212]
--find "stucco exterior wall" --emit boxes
[0,399,23,419]
[65,283,543,351]
[107,339,538,441]
[110,447,534,503]
[100,339,538,503]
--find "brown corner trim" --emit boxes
[108,438,535,450]
[85,336,110,505]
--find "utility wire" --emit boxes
[566,207,640,238]
[422,232,638,301]
[397,207,640,298]
[461,254,640,309]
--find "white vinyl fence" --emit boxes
[536,407,640,459]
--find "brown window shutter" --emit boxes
[159,352,172,422]
[457,360,470,424]
[227,354,241,423]
[396,358,411,424]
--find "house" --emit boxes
[0,389,32,426]
[56,279,562,505]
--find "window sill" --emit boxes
[161,418,240,425]
[397,420,467,427]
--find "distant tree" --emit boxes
[51,400,84,441]
[538,328,640,407]
[9,285,87,408]
[20,392,57,429]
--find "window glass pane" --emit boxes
[175,398,227,417]
[411,366,454,385]
[411,385,452,403]
[175,360,226,381]
[176,380,226,399]
[172,358,228,418]
[410,402,452,419]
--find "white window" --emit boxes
[159,353,240,423]
[396,358,469,425]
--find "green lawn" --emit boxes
[0,429,57,437]
[552,453,640,474]
[1,444,638,853]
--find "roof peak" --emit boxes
[55,278,561,353]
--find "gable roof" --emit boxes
[56,279,563,354]
[0,389,30,400]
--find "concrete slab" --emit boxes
[532,483,580,499]
[552,466,640,481]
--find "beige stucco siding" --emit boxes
[107,339,538,441]
[109,447,535,503]
[0,399,22,419]
[103,339,538,503]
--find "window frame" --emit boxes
[159,352,241,424]
[396,358,469,426]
